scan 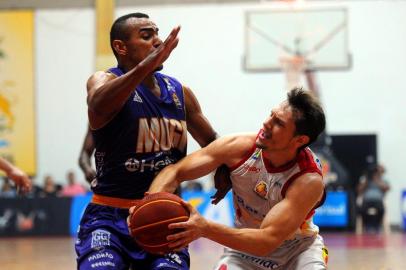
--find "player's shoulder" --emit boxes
[293,171,324,194]
[156,72,182,86]
[88,70,116,83]
[222,132,257,145]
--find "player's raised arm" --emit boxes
[87,26,180,129]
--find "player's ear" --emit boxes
[112,40,127,56]
[296,135,309,148]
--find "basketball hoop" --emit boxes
[279,55,306,91]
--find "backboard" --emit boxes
[244,6,351,72]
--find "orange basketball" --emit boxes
[129,192,189,254]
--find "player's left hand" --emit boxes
[211,164,232,205]
[127,208,134,236]
[127,199,144,236]
[84,168,96,183]
[8,167,32,195]
[166,200,208,251]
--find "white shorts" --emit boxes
[213,235,328,270]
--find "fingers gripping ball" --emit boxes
[129,192,189,254]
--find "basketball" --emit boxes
[129,192,189,254]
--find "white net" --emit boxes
[279,55,307,91]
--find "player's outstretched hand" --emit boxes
[84,168,96,183]
[211,164,232,205]
[167,200,207,251]
[139,26,181,74]
[8,167,32,195]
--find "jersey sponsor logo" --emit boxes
[91,229,111,250]
[133,91,143,103]
[163,77,176,91]
[252,150,261,160]
[272,180,282,188]
[242,164,260,173]
[166,252,182,265]
[235,194,265,218]
[171,92,183,109]
[95,152,105,173]
[156,262,173,268]
[238,253,279,269]
[254,180,268,199]
[322,246,329,264]
[87,252,114,262]
[125,155,176,173]
[163,77,182,109]
[137,117,187,154]
[315,157,323,171]
[90,261,116,268]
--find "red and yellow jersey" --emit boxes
[230,145,324,237]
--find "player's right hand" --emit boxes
[167,200,207,251]
[139,26,181,74]
[8,167,32,195]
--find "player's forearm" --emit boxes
[78,151,92,173]
[0,157,14,175]
[149,165,182,193]
[203,221,281,257]
[196,130,219,148]
[190,119,219,148]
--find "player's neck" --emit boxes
[262,148,298,168]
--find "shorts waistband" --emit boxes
[91,194,141,209]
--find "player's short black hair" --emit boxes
[287,87,326,149]
[110,12,149,58]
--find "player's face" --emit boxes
[122,18,163,68]
[256,101,300,151]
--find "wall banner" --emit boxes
[0,10,36,175]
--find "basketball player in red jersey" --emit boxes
[147,88,328,269]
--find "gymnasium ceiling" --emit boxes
[0,0,273,9]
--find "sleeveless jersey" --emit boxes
[230,145,324,237]
[91,67,187,199]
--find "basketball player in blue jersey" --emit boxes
[75,13,222,270]
[148,88,329,270]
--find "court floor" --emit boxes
[1,233,405,269]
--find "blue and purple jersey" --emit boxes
[91,67,187,199]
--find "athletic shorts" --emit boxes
[214,234,327,270]
[75,203,190,270]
